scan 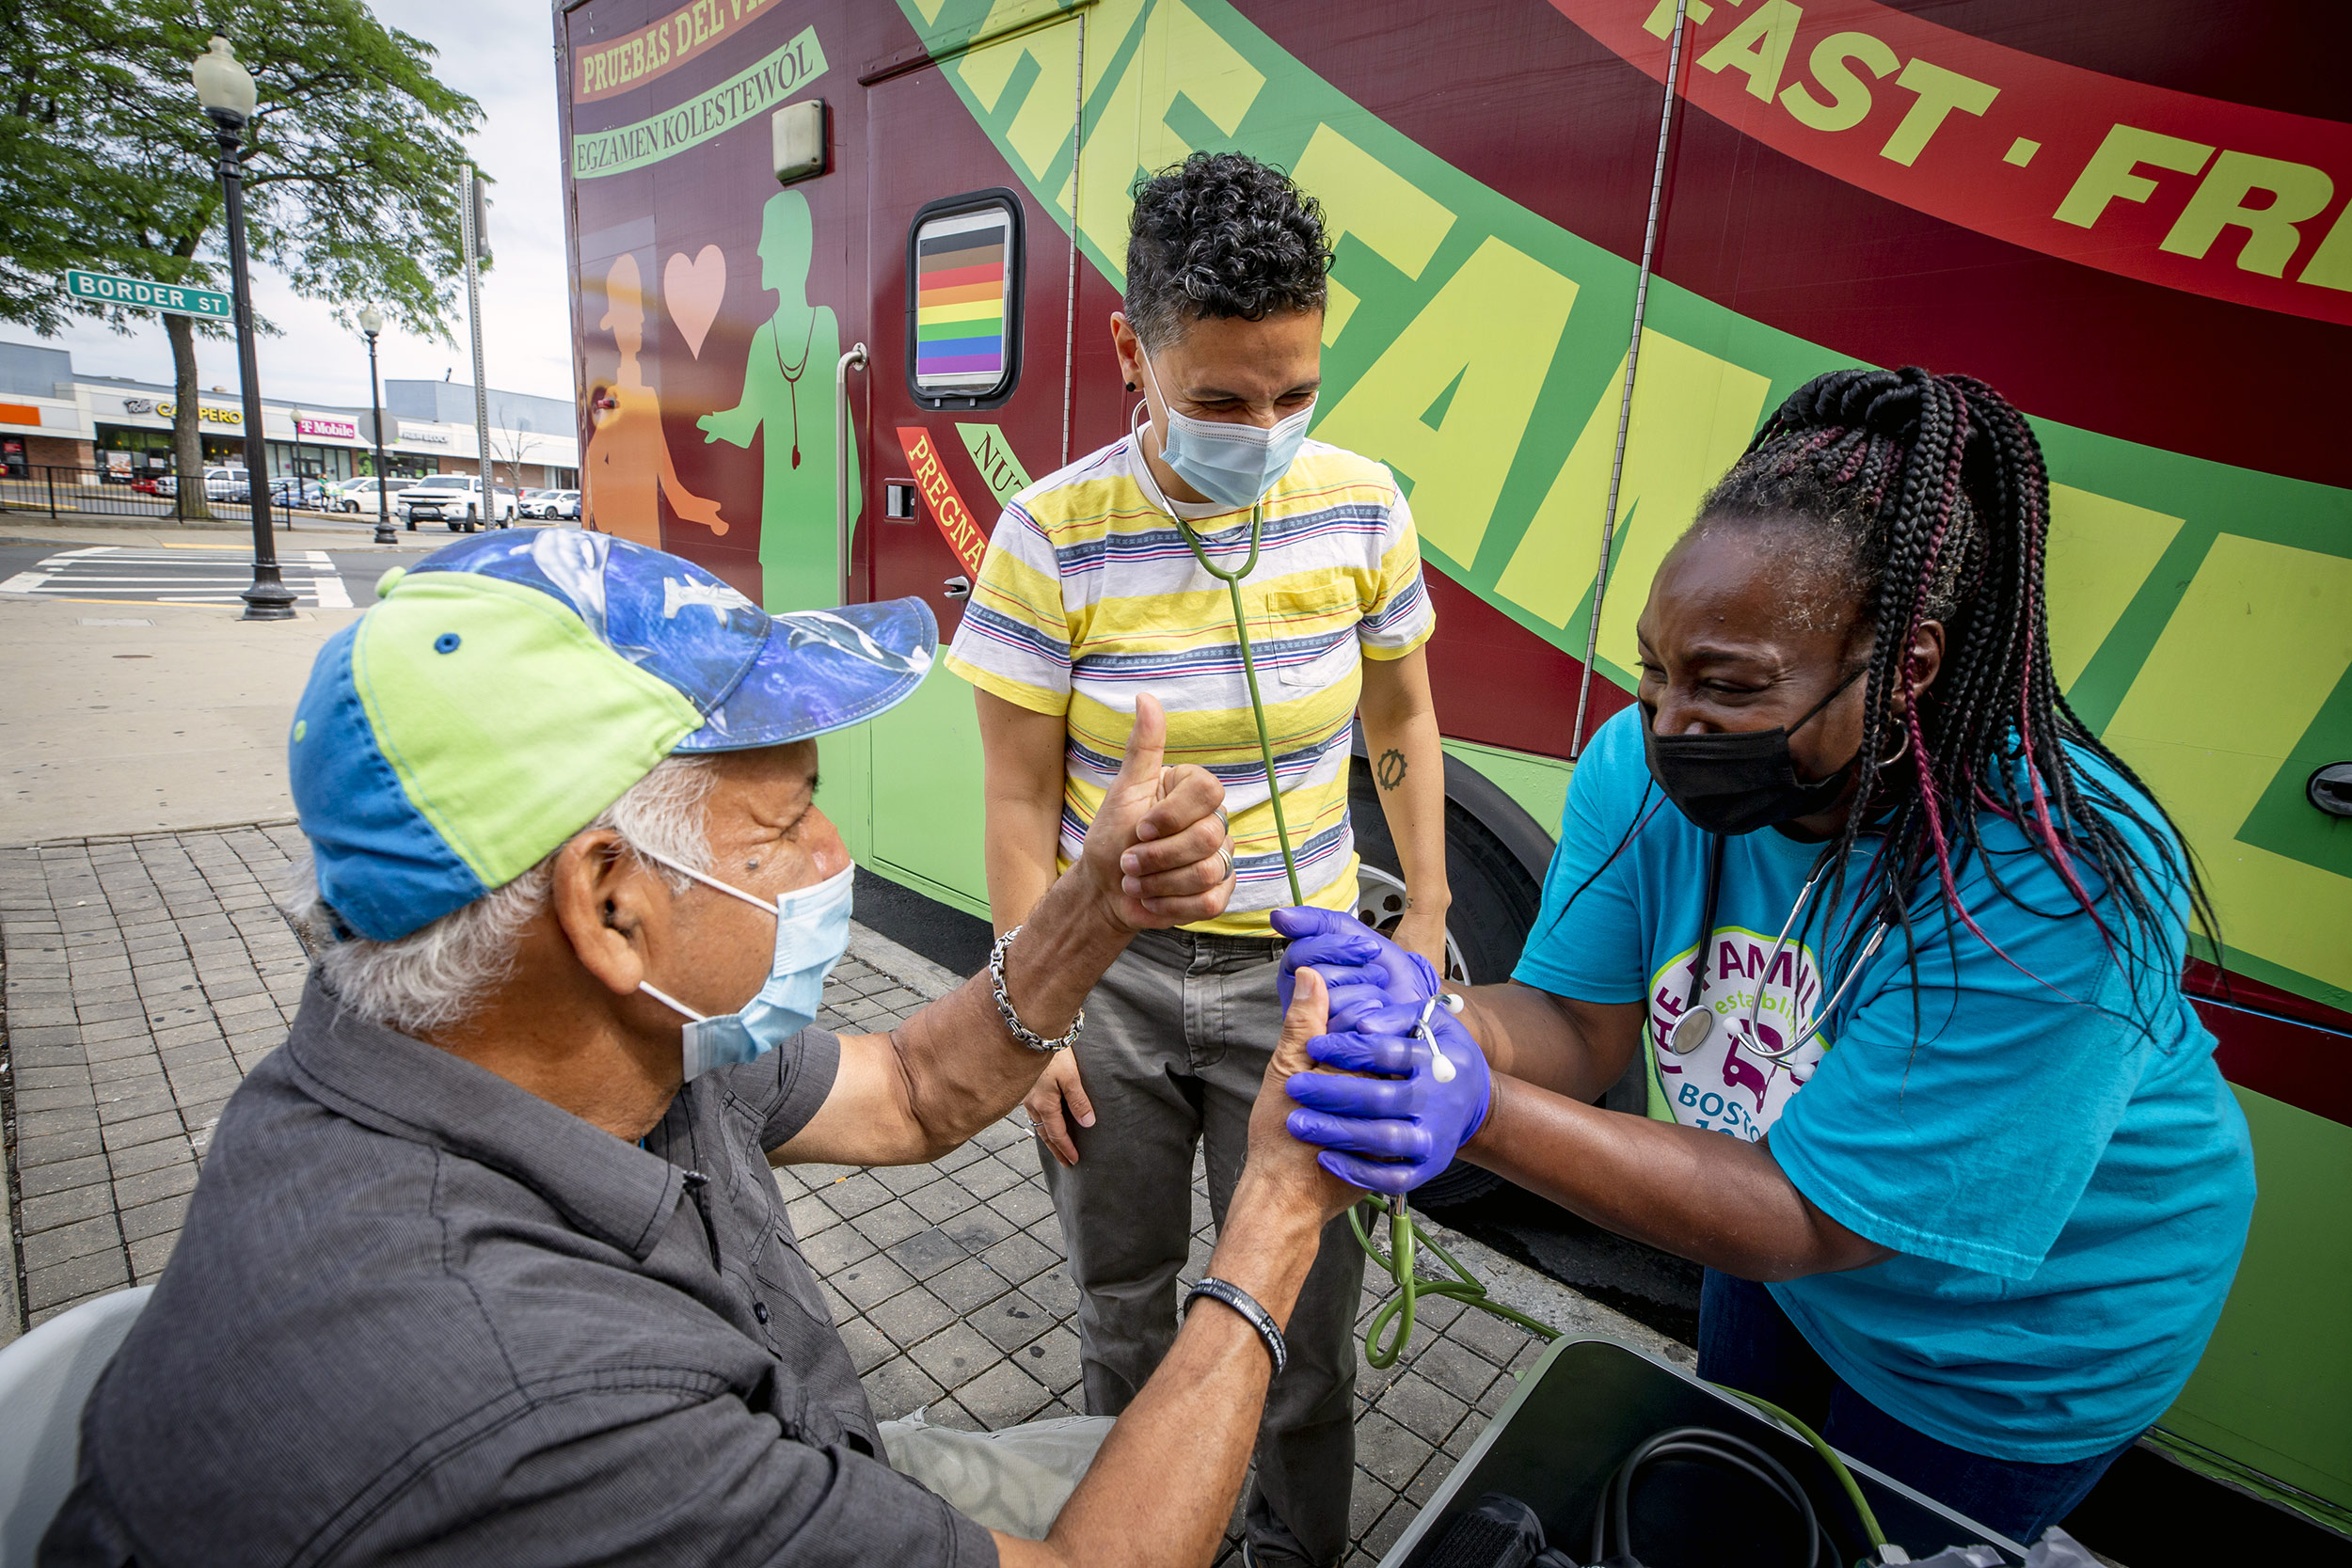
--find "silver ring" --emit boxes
[1216,844,1234,883]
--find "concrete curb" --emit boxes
[3,817,302,854]
[0,515,274,532]
[1,1109,23,1344]
[0,532,424,551]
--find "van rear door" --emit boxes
[851,15,1084,912]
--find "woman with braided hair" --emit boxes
[1268,367,2257,1540]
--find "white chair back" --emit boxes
[0,1287,152,1565]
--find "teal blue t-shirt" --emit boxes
[1513,706,2256,1463]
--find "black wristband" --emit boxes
[1182,1276,1287,1379]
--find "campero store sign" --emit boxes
[571,24,826,178]
[153,401,242,427]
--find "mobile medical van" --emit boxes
[555,0,2351,1532]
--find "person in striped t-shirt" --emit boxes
[943,152,1448,1568]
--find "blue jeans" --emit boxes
[1696,1269,2135,1544]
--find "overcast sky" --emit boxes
[8,0,573,408]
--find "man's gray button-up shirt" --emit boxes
[40,974,997,1567]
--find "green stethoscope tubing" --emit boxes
[1176,502,1886,1555]
[1172,502,1304,907]
[1173,502,1539,1363]
[1724,1388,1889,1554]
[1347,1199,1558,1367]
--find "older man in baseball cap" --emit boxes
[42,532,1356,1568]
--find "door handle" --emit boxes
[836,343,867,604]
[943,575,972,600]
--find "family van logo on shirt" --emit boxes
[1646,925,1828,1143]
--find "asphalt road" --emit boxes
[0,540,436,609]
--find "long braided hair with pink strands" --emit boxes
[1701,366,2215,1009]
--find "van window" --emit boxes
[906,190,1022,409]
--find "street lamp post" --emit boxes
[192,37,295,622]
[358,304,394,545]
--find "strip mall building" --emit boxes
[0,341,580,489]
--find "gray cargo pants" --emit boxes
[1040,927,1363,1567]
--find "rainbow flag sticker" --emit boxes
[914,209,1011,391]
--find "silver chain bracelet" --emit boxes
[989,924,1084,1053]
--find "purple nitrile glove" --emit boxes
[1284,999,1491,1194]
[1270,906,1441,1024]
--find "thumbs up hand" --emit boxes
[1076,693,1235,931]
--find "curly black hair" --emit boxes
[1124,151,1332,350]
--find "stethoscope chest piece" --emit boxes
[1666,1007,1712,1055]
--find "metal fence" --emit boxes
[0,466,353,523]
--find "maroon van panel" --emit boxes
[1247,0,2352,492]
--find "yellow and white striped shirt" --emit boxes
[944,434,1434,935]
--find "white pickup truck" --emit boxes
[398,474,518,531]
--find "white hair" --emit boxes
[282,755,718,1037]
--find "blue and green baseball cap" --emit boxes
[289,531,935,942]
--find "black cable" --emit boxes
[1626,1442,1821,1568]
[1590,1425,1832,1568]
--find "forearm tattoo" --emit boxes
[1375,748,1406,791]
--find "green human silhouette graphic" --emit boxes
[700,190,856,613]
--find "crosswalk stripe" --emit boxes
[7,545,352,607]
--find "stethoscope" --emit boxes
[1663,835,1888,1062]
[1132,400,1543,1365]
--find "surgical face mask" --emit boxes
[1643,667,1865,836]
[636,856,854,1081]
[1139,350,1314,511]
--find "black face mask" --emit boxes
[1643,666,1865,836]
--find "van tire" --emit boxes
[1347,762,1544,1209]
[1348,764,1542,987]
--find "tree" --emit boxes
[486,415,547,501]
[482,394,550,505]
[0,0,481,516]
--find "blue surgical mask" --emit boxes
[1140,351,1314,511]
[636,856,855,1081]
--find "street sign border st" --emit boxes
[60,269,232,321]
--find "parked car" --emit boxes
[157,467,249,500]
[399,474,518,530]
[337,476,422,515]
[270,476,331,510]
[521,488,580,521]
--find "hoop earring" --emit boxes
[1876,729,1910,768]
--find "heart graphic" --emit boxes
[662,245,725,358]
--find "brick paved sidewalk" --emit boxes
[2,823,1565,1566]
[2,825,312,1320]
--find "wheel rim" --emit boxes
[1353,864,1470,985]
